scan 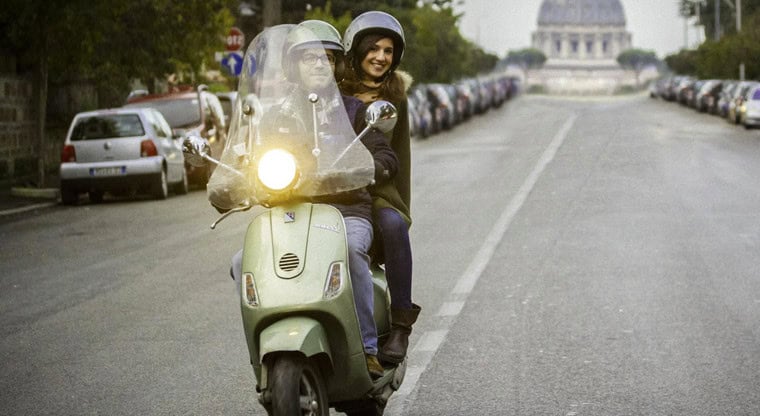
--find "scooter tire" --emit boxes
[270,353,328,416]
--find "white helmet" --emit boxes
[343,11,405,73]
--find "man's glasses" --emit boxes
[300,53,336,66]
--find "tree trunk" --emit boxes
[37,38,48,188]
[263,0,281,27]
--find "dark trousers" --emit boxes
[375,207,413,310]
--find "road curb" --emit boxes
[0,187,59,217]
[0,201,58,216]
[11,187,60,199]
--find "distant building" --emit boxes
[528,0,638,95]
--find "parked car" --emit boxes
[59,108,188,204]
[124,85,226,185]
[739,85,760,129]
[407,94,432,138]
[426,83,456,131]
[716,80,738,117]
[728,81,758,124]
[695,80,722,113]
[409,86,436,135]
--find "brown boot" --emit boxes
[378,304,421,364]
[366,354,384,380]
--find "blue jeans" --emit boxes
[374,208,413,310]
[230,216,378,355]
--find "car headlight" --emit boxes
[257,149,297,191]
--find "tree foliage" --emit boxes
[665,49,700,75]
[678,0,760,39]
[306,2,498,84]
[0,0,236,107]
[666,7,760,79]
[617,49,659,70]
[504,48,547,69]
[617,49,660,85]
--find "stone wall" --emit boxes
[0,75,38,184]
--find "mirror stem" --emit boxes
[201,153,245,179]
[308,93,321,160]
[330,127,370,168]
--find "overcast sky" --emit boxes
[455,0,707,58]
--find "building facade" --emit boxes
[528,0,637,94]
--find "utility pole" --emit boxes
[738,0,744,80]
[715,0,721,40]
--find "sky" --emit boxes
[455,0,707,59]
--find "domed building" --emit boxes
[527,0,637,94]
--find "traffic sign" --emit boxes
[226,27,245,52]
[221,52,244,76]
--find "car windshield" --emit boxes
[753,89,760,100]
[70,114,144,141]
[128,98,201,128]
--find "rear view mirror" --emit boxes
[182,133,210,167]
[365,100,397,133]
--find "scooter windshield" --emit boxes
[208,24,375,208]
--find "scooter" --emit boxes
[183,24,405,416]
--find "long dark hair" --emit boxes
[341,33,406,104]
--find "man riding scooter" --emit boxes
[208,20,399,380]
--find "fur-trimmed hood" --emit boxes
[395,70,413,93]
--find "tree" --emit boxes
[680,0,760,40]
[617,49,660,86]
[0,0,236,186]
[504,48,547,70]
[306,2,498,84]
[665,49,700,75]
[666,7,760,79]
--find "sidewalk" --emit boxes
[0,175,60,217]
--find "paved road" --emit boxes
[1,94,759,415]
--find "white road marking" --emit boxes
[385,114,578,415]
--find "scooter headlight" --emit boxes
[257,149,297,191]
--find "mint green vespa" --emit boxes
[184,24,406,416]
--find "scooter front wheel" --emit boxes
[343,401,385,416]
[270,353,329,416]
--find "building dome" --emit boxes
[538,0,626,26]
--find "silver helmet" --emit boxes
[343,11,405,73]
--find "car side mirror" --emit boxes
[365,100,397,133]
[182,133,210,167]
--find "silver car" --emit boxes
[59,108,188,204]
[740,86,760,129]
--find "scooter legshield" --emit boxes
[239,202,375,400]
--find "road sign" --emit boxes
[221,51,244,76]
[226,27,245,52]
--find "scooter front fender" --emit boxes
[259,316,332,365]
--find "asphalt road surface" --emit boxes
[2,94,759,415]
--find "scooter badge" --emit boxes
[284,211,295,223]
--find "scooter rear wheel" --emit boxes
[270,353,328,416]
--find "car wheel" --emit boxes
[151,169,168,200]
[89,190,104,203]
[61,187,78,205]
[173,169,189,195]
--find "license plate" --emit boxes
[90,166,126,176]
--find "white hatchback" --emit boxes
[59,108,188,204]
[741,86,760,129]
